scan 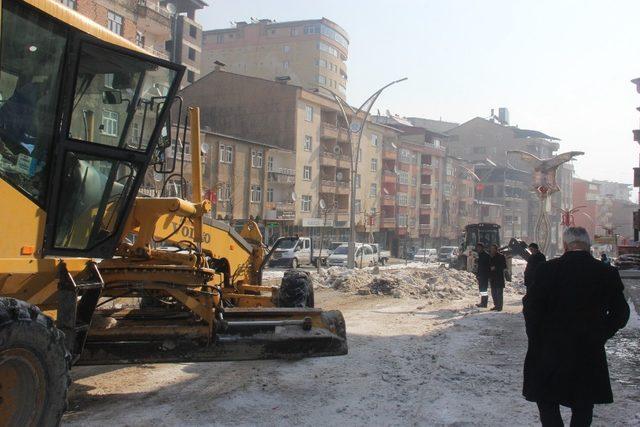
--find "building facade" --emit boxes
[201,18,348,95]
[59,0,206,85]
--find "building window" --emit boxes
[355,174,361,188]
[399,149,412,163]
[283,61,289,69]
[303,166,311,181]
[305,105,313,122]
[107,11,123,36]
[251,150,263,168]
[370,158,378,172]
[301,195,312,212]
[398,171,409,185]
[60,0,77,10]
[317,75,326,85]
[250,185,262,203]
[355,199,361,213]
[135,31,145,48]
[304,135,312,151]
[317,41,338,58]
[101,110,118,137]
[219,144,233,163]
[371,133,379,147]
[316,58,327,68]
[290,27,298,36]
[283,45,290,53]
[188,47,196,61]
[217,183,231,201]
[187,70,195,83]
[267,156,274,172]
[266,188,274,202]
[189,24,198,38]
[398,193,408,206]
[369,183,377,198]
[104,73,114,88]
[304,25,320,35]
[216,34,224,44]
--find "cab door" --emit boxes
[42,37,183,258]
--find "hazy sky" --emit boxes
[199,0,640,186]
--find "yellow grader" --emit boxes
[0,1,346,425]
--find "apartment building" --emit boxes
[142,128,294,240]
[201,18,349,94]
[59,0,206,85]
[445,115,570,251]
[439,157,478,244]
[178,71,390,245]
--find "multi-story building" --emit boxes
[445,114,570,252]
[177,70,390,246]
[142,128,295,243]
[201,18,349,95]
[440,156,478,244]
[59,0,206,85]
[372,116,447,254]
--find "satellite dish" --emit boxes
[290,191,296,202]
[333,145,341,155]
[201,143,209,154]
[319,199,326,210]
[349,121,362,133]
[336,172,344,181]
[166,2,177,14]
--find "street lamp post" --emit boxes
[317,78,407,268]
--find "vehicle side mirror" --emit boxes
[102,89,123,105]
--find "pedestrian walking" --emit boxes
[523,227,629,426]
[475,243,491,307]
[488,244,507,311]
[524,243,546,289]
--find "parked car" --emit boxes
[414,248,437,263]
[268,237,317,268]
[438,246,460,264]
[327,243,376,268]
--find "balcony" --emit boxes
[382,195,395,207]
[382,145,397,161]
[320,151,337,167]
[321,123,339,139]
[419,204,431,214]
[336,181,351,195]
[338,127,350,143]
[381,217,396,229]
[336,155,351,169]
[320,179,336,194]
[419,224,431,234]
[382,170,396,184]
[137,0,171,33]
[267,170,296,184]
[420,184,433,195]
[145,45,170,60]
[421,163,433,172]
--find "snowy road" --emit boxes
[62,288,640,426]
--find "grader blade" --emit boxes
[77,309,347,365]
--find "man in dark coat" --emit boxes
[523,227,629,426]
[489,243,507,311]
[524,243,546,289]
[475,243,491,308]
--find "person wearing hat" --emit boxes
[475,242,491,307]
[524,243,546,290]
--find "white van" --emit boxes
[327,244,376,268]
[414,248,437,263]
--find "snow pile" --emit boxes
[320,264,478,300]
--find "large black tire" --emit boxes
[277,269,314,308]
[0,298,71,427]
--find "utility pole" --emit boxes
[317,78,407,268]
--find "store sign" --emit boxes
[302,218,334,227]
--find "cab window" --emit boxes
[68,43,175,152]
[0,1,66,203]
